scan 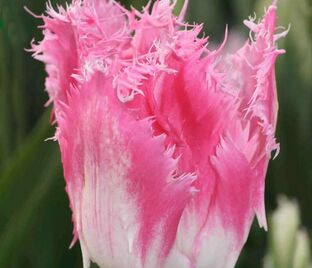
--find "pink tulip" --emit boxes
[31,0,286,267]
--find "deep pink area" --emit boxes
[211,137,255,242]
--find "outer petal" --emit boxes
[162,2,285,267]
[220,2,286,229]
[57,73,195,268]
[197,136,255,268]
[31,5,78,110]
[31,0,130,112]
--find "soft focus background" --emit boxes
[0,0,311,267]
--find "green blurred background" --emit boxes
[0,0,311,267]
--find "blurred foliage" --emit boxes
[0,0,311,267]
[264,196,312,268]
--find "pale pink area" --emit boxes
[32,0,286,267]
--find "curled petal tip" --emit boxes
[177,0,189,22]
[24,6,43,18]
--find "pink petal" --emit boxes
[219,3,286,229]
[57,73,195,267]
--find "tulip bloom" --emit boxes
[31,0,286,267]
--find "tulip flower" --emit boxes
[31,0,286,267]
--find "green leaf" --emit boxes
[0,110,84,267]
[0,151,60,266]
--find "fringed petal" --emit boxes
[57,73,195,268]
[218,2,285,229]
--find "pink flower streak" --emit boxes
[31,0,286,267]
